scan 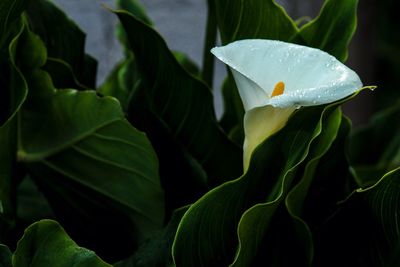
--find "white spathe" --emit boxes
[211,39,363,170]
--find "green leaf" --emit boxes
[114,10,242,185]
[349,99,400,187]
[172,102,343,266]
[130,109,208,218]
[16,176,54,224]
[363,169,400,254]
[101,57,207,217]
[0,20,28,236]
[98,55,140,112]
[43,58,91,90]
[18,29,47,69]
[214,0,298,44]
[0,244,11,267]
[232,106,343,266]
[294,0,358,62]
[26,0,97,88]
[18,69,164,258]
[173,51,200,78]
[12,219,111,266]
[284,114,350,265]
[115,0,153,56]
[0,0,28,49]
[116,0,152,25]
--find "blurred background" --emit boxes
[52,0,398,125]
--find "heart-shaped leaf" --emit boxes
[18,67,164,259]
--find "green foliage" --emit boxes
[172,96,350,266]
[0,9,28,239]
[214,0,298,43]
[114,10,242,187]
[311,168,400,266]
[12,220,111,266]
[25,0,97,88]
[294,0,358,62]
[0,0,398,266]
[350,99,400,187]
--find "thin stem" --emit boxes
[201,0,217,88]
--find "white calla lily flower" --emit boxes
[211,39,363,170]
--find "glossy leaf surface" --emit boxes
[173,101,345,266]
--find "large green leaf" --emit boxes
[294,0,358,62]
[18,68,164,259]
[231,106,343,266]
[0,244,11,267]
[114,10,242,186]
[25,0,97,88]
[12,219,111,266]
[172,101,345,266]
[349,99,400,187]
[283,115,351,266]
